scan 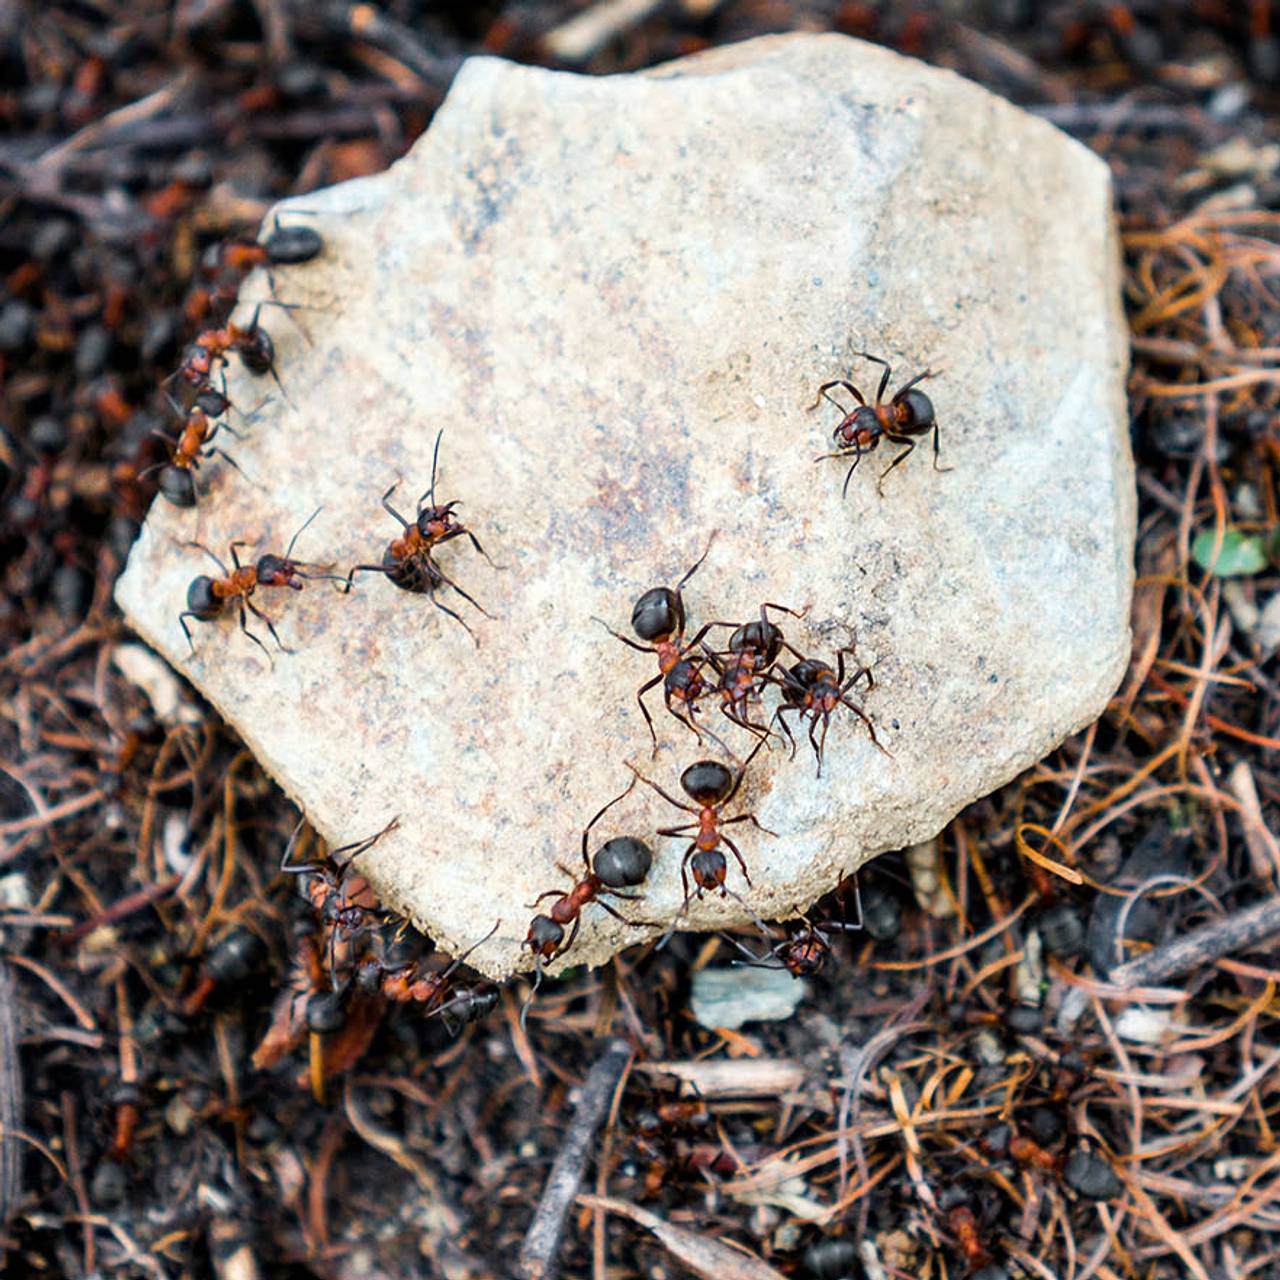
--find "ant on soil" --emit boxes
[342,429,497,646]
[593,535,729,754]
[701,602,807,745]
[522,777,654,1026]
[628,735,774,922]
[281,816,400,980]
[774,646,885,776]
[811,351,947,496]
[178,507,343,660]
[355,919,500,1023]
[721,906,862,978]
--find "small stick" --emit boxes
[518,1038,633,1280]
[1107,897,1280,990]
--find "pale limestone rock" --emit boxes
[115,34,1134,979]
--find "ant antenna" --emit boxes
[283,506,323,560]
[676,530,719,592]
[428,428,444,508]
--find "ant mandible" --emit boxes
[593,535,727,754]
[281,816,400,979]
[701,602,807,745]
[774,647,884,776]
[178,507,342,659]
[811,351,948,497]
[342,429,497,646]
[522,777,654,1023]
[628,735,774,914]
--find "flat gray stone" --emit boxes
[116,33,1134,980]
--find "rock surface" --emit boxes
[115,33,1134,980]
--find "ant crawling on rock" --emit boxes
[178,507,343,659]
[811,351,947,496]
[145,390,264,507]
[701,602,807,745]
[594,535,728,753]
[522,777,654,1026]
[281,816,400,979]
[174,301,307,403]
[774,646,885,776]
[628,736,774,919]
[188,217,324,327]
[342,429,497,646]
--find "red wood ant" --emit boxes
[701,602,807,744]
[811,351,947,496]
[342,429,496,646]
[355,920,499,1021]
[145,390,260,508]
[188,217,325,325]
[947,1203,992,1271]
[173,301,303,403]
[593,536,728,753]
[178,507,342,659]
[281,816,400,979]
[722,911,861,978]
[774,647,882,776]
[522,778,654,1025]
[628,737,774,917]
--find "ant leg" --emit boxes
[656,823,699,836]
[808,716,824,776]
[627,763,698,814]
[281,817,321,874]
[877,434,917,495]
[595,897,643,926]
[519,961,545,1033]
[426,590,480,647]
[893,368,933,398]
[807,379,864,413]
[676,531,718,591]
[433,563,489,617]
[720,833,753,888]
[330,817,399,872]
[340,564,388,594]
[932,421,951,474]
[244,596,291,654]
[842,450,865,501]
[852,351,892,404]
[437,920,501,982]
[207,448,255,486]
[836,694,887,754]
[379,483,412,530]
[184,540,231,576]
[227,540,251,572]
[528,888,564,909]
[725,733,770,804]
[634,674,662,753]
[581,775,639,869]
[772,706,799,761]
[723,812,779,838]
[178,611,200,655]
[592,617,656,656]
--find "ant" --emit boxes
[342,430,497,646]
[722,911,860,978]
[144,390,259,508]
[593,536,727,753]
[187,217,324,325]
[355,920,499,1021]
[281,816,400,980]
[173,301,303,402]
[810,351,947,496]
[774,647,882,776]
[178,507,342,659]
[522,777,654,1025]
[701,602,807,744]
[628,736,773,915]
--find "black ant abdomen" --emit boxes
[593,836,653,888]
[186,575,221,620]
[159,465,196,508]
[306,990,347,1034]
[681,760,734,805]
[632,586,683,642]
[237,326,275,375]
[381,543,445,594]
[264,223,323,265]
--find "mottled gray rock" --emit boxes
[115,33,1134,980]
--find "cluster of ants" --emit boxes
[155,210,948,1063]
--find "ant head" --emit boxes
[186,575,221,619]
[689,848,727,892]
[265,223,323,264]
[593,836,653,889]
[415,501,459,539]
[158,465,196,508]
[525,915,564,959]
[305,990,348,1034]
[631,586,683,642]
[839,405,882,443]
[237,326,275,374]
[255,553,299,586]
[729,618,782,664]
[680,760,734,805]
[898,387,934,427]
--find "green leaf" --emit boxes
[1191,528,1269,577]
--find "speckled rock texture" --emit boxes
[116,33,1134,979]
